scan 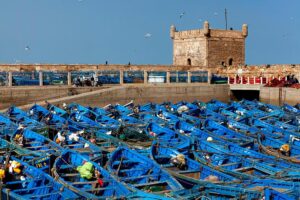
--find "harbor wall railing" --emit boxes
[0,65,212,86]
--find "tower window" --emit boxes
[187,58,192,66]
[228,58,233,66]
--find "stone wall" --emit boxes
[173,38,207,66]
[171,22,247,67]
[260,87,300,105]
[207,38,245,67]
[0,86,105,109]
[16,84,230,110]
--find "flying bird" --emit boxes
[144,33,152,38]
[25,46,30,51]
[179,12,185,18]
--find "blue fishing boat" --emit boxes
[92,106,109,116]
[53,130,104,162]
[203,119,254,145]
[145,122,191,151]
[52,150,132,199]
[257,135,300,164]
[194,137,300,170]
[107,146,183,195]
[95,114,120,130]
[114,103,133,115]
[263,188,297,200]
[282,103,300,114]
[193,139,300,180]
[0,113,18,136]
[1,156,79,200]
[28,104,51,121]
[11,128,63,157]
[150,142,237,188]
[67,103,99,120]
[171,183,261,199]
[68,112,101,132]
[244,179,300,199]
[117,114,146,126]
[47,103,68,118]
[139,113,166,125]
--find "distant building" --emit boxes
[170,21,248,67]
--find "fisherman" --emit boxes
[45,101,51,110]
[148,127,156,137]
[177,105,189,114]
[69,132,80,142]
[133,106,140,114]
[14,125,25,146]
[0,165,5,182]
[8,160,22,175]
[75,76,81,87]
[91,75,95,87]
[14,133,24,146]
[279,144,290,156]
[92,170,104,195]
[170,154,186,170]
[62,103,68,111]
[55,131,66,145]
[89,137,96,144]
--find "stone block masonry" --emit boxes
[15,84,230,111]
[171,21,247,67]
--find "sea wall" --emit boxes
[0,86,105,109]
[16,83,230,110]
[260,87,300,106]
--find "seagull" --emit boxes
[25,46,30,51]
[144,33,152,38]
[179,12,185,19]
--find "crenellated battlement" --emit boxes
[173,30,205,39]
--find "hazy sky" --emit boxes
[0,0,299,65]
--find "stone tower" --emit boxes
[170,21,248,67]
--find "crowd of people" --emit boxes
[74,74,102,87]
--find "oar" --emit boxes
[116,157,124,176]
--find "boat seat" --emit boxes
[154,155,170,160]
[5,178,43,185]
[59,164,71,170]
[119,168,148,173]
[83,187,115,192]
[13,185,52,193]
[220,162,240,167]
[160,163,174,168]
[112,160,139,166]
[30,191,61,198]
[134,181,167,187]
[178,169,202,174]
[72,179,114,185]
[121,174,159,181]
[61,173,80,177]
[234,166,253,172]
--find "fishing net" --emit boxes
[112,125,150,142]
